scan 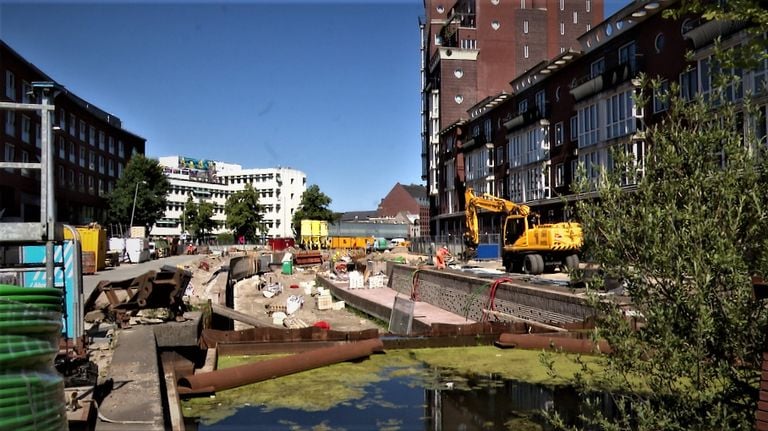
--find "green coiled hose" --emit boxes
[0,284,67,431]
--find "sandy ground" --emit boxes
[181,248,435,333]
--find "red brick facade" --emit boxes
[0,41,146,225]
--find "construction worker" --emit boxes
[435,245,451,269]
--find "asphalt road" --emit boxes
[83,254,202,299]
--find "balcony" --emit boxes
[502,102,550,132]
[682,18,748,49]
[570,59,642,102]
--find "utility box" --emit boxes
[126,238,150,263]
[64,225,107,271]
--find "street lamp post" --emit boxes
[128,180,146,236]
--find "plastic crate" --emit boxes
[349,271,364,289]
[317,295,333,310]
[368,275,385,289]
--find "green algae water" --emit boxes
[183,347,612,430]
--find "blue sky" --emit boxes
[0,0,628,212]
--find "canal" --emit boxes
[182,347,613,430]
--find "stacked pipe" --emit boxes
[0,285,67,430]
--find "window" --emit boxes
[590,58,605,79]
[98,131,105,150]
[524,45,529,58]
[570,115,578,141]
[618,42,637,69]
[117,162,124,178]
[108,159,114,176]
[555,163,565,187]
[89,126,96,146]
[680,67,698,101]
[535,90,546,114]
[35,124,41,149]
[578,102,600,147]
[483,118,492,142]
[559,0,564,10]
[89,151,95,170]
[108,137,115,154]
[518,99,528,114]
[753,47,768,95]
[521,0,525,8]
[58,137,65,159]
[5,111,15,137]
[79,120,86,141]
[88,176,95,194]
[560,22,565,36]
[555,122,564,146]
[58,166,64,185]
[21,116,30,143]
[653,80,670,113]
[58,109,66,130]
[586,0,591,12]
[68,170,75,188]
[523,20,529,34]
[22,81,31,104]
[99,155,105,174]
[80,147,86,167]
[4,143,14,172]
[5,70,15,100]
[69,114,76,136]
[573,11,578,24]
[69,142,76,163]
[606,90,636,139]
[78,173,84,192]
[20,152,31,182]
[571,159,579,181]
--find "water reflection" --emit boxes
[186,362,614,431]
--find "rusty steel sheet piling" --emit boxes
[176,337,384,396]
[496,333,611,355]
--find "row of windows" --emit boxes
[55,165,116,196]
[55,109,126,157]
[55,137,124,177]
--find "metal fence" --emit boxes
[411,233,501,260]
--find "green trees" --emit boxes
[225,183,264,242]
[107,154,169,233]
[182,196,216,241]
[552,5,768,430]
[291,184,334,237]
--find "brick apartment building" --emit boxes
[377,183,430,237]
[0,41,145,225]
[428,0,768,237]
[420,0,605,235]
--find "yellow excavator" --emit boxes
[463,187,583,274]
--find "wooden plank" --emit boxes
[161,352,186,431]
[211,303,263,327]
[482,308,568,332]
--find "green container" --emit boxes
[281,261,293,275]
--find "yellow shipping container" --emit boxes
[64,224,107,271]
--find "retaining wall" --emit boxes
[386,264,594,324]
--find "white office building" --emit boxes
[151,156,306,240]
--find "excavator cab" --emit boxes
[503,215,526,247]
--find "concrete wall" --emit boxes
[387,263,594,324]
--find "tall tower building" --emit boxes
[420,0,604,233]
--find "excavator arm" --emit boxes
[463,187,531,248]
